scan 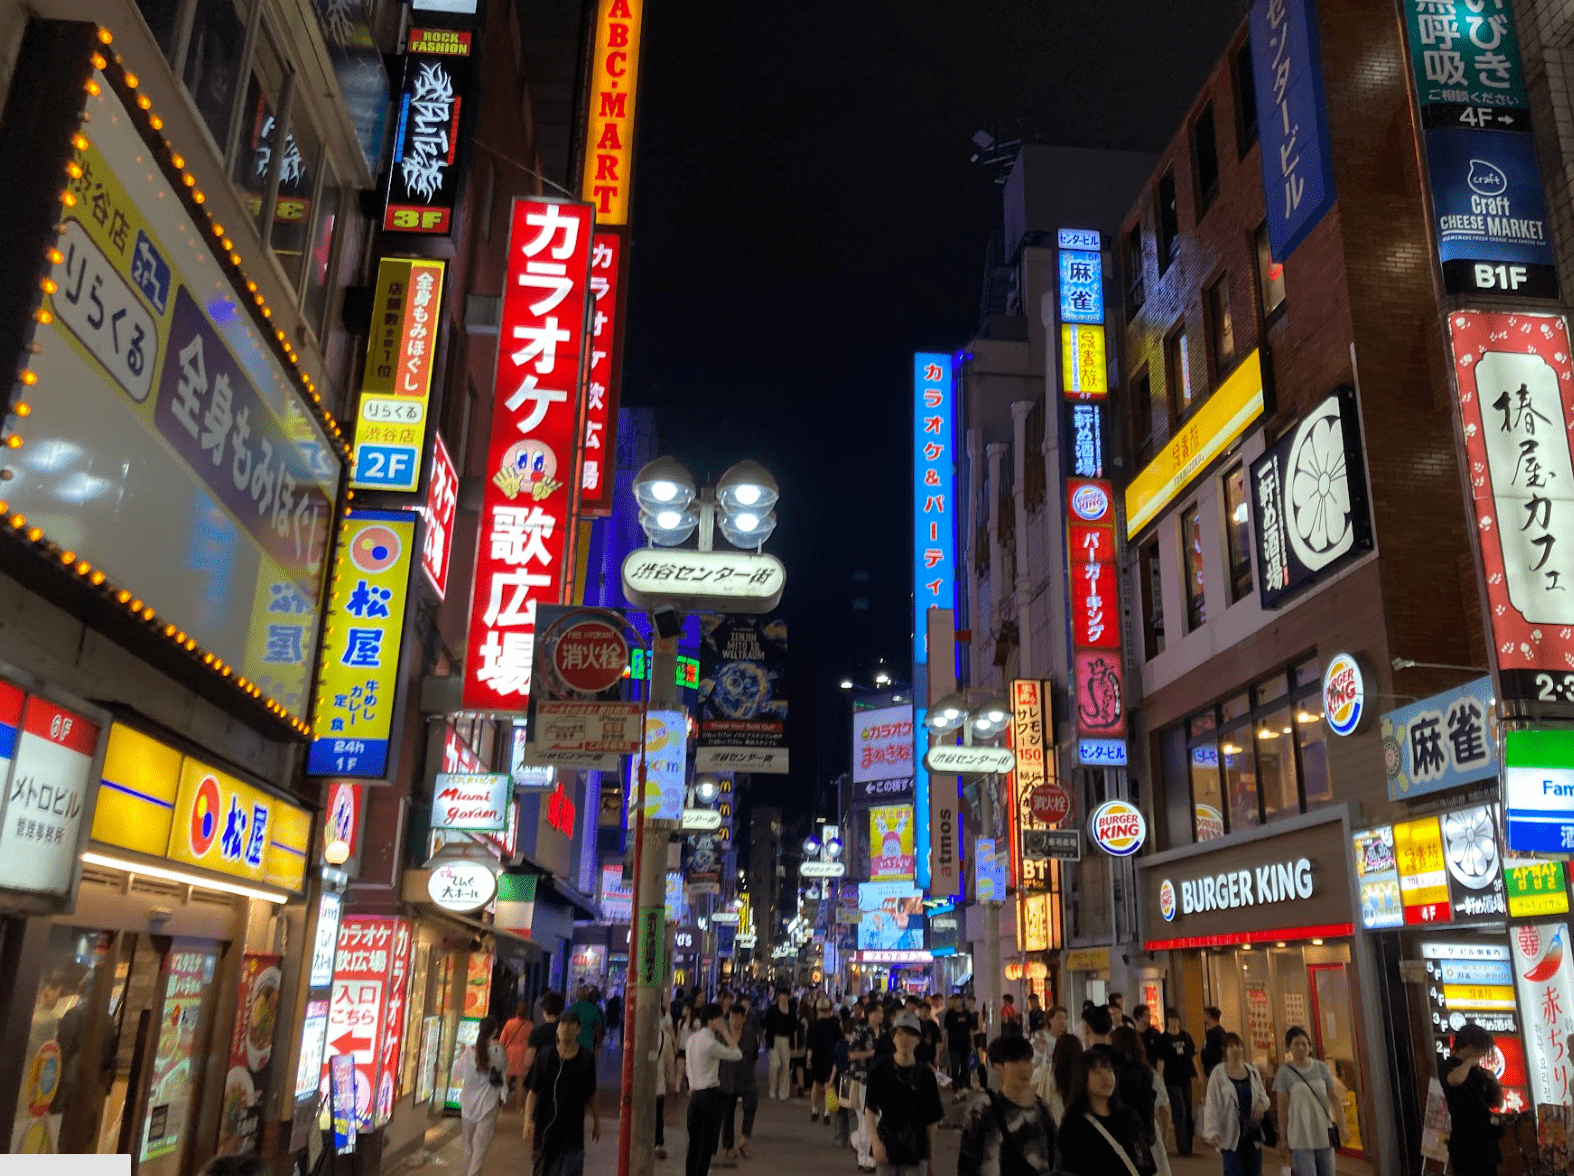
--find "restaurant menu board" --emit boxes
[1421,941,1528,1113]
[216,953,282,1158]
[141,950,217,1161]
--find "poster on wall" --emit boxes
[697,615,788,773]
[1511,923,1574,1108]
[141,949,218,1162]
[216,952,283,1157]
[868,805,916,880]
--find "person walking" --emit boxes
[450,1016,507,1176]
[764,990,796,1101]
[1271,1027,1341,1176]
[501,1001,533,1108]
[567,985,605,1060]
[523,1011,601,1176]
[863,1013,944,1176]
[1158,1008,1197,1156]
[959,1035,1057,1176]
[1112,1026,1172,1176]
[1055,1050,1156,1176]
[720,1004,760,1161]
[605,990,624,1050]
[1038,1033,1082,1126]
[525,991,564,1075]
[943,994,973,1098]
[1200,1007,1226,1078]
[1441,1023,1504,1176]
[1200,1033,1269,1176]
[685,1002,743,1176]
[808,997,841,1123]
[655,1011,677,1161]
[792,999,813,1097]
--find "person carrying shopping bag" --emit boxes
[450,1016,508,1176]
[1271,1027,1341,1176]
[1200,1033,1270,1176]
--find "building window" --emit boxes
[301,164,341,335]
[1208,273,1236,377]
[1256,221,1286,318]
[1140,538,1165,659]
[1254,673,1297,821]
[1234,40,1258,154]
[1293,658,1332,806]
[1167,328,1194,421]
[1223,464,1253,602]
[1220,692,1259,832]
[1157,167,1179,272]
[269,105,322,288]
[1131,368,1155,467]
[1126,223,1145,315]
[1193,101,1220,214]
[1187,712,1224,841]
[1182,504,1205,630]
[182,0,253,153]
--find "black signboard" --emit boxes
[383,28,474,235]
[1065,401,1105,480]
[1249,385,1373,610]
[855,776,915,803]
[1022,828,1080,861]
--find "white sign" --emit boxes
[1505,766,1574,849]
[681,808,723,830]
[1512,922,1574,1108]
[853,705,915,783]
[0,695,100,898]
[800,860,847,878]
[310,892,342,988]
[710,911,740,924]
[532,701,644,765]
[621,548,786,612]
[295,1000,329,1100]
[923,744,1016,775]
[694,746,789,773]
[430,773,511,831]
[855,949,933,964]
[1164,857,1316,918]
[427,862,498,912]
[1323,653,1365,737]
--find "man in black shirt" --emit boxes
[905,996,942,1069]
[1199,1005,1226,1078]
[1134,1003,1163,1065]
[1158,1007,1198,1156]
[524,991,565,1074]
[523,1012,600,1176]
[959,1035,1056,1176]
[942,994,973,1097]
[864,1014,945,1176]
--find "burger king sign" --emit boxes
[1323,653,1365,738]
[1089,799,1147,857]
[1159,878,1177,921]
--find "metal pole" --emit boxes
[980,773,1002,1037]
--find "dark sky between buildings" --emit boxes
[618,1,1251,826]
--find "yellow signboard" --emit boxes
[581,0,644,224]
[1061,324,1107,398]
[1063,947,1110,971]
[308,511,417,780]
[1124,348,1265,537]
[1393,815,1451,912]
[92,723,311,892]
[350,258,446,493]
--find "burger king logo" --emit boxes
[1088,799,1147,857]
[1069,481,1111,523]
[1159,879,1177,922]
[1323,653,1365,738]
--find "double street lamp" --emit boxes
[634,456,779,550]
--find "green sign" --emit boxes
[1505,859,1570,918]
[1504,728,1574,769]
[626,649,700,688]
[1402,0,1529,123]
[635,906,666,987]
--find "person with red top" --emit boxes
[500,1000,533,1108]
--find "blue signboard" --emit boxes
[1381,676,1497,802]
[1424,125,1558,298]
[913,353,956,667]
[1058,249,1103,324]
[1249,0,1337,261]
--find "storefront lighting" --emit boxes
[1312,938,1324,945]
[81,851,289,904]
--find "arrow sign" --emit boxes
[800,860,846,877]
[924,744,1016,775]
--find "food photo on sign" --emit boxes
[217,953,282,1157]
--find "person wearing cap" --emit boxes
[685,1003,742,1176]
[807,996,842,1124]
[863,1012,945,1176]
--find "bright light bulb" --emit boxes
[734,483,762,506]
[656,509,682,528]
[650,480,678,502]
[942,707,960,720]
[734,512,759,532]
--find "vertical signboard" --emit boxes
[421,432,458,599]
[1066,479,1127,760]
[323,916,410,1132]
[217,953,282,1157]
[350,257,446,491]
[309,511,417,778]
[1447,311,1574,710]
[1512,922,1574,1107]
[462,199,594,711]
[853,705,915,782]
[1010,681,1061,953]
[383,29,473,235]
[1248,0,1337,260]
[581,0,644,224]
[913,353,956,668]
[697,615,789,773]
[581,231,626,512]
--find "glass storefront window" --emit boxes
[182,0,252,154]
[302,167,341,334]
[1222,724,1260,830]
[1296,695,1332,806]
[1222,692,1250,724]
[1187,713,1224,842]
[1257,705,1298,820]
[231,27,288,226]
[133,0,182,57]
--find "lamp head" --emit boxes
[717,459,779,513]
[633,456,697,514]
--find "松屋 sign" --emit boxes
[350,258,446,491]
[384,29,472,234]
[462,200,594,711]
[430,773,510,832]
[913,353,956,666]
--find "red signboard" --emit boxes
[580,230,626,514]
[1448,311,1574,708]
[462,199,595,711]
[1029,782,1072,828]
[375,921,413,1125]
[442,724,484,773]
[1066,477,1127,741]
[421,432,458,599]
[550,614,628,695]
[1069,521,1119,649]
[323,917,393,1132]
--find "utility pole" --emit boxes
[980,773,1003,1033]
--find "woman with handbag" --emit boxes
[449,1015,507,1176]
[1200,1033,1270,1176]
[1056,1050,1157,1176]
[1271,1026,1341,1176]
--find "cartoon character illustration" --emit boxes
[494,438,561,502]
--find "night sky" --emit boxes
[619,1,1251,827]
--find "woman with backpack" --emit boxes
[1271,1026,1342,1176]
[1201,1032,1270,1176]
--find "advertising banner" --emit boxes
[430,773,510,832]
[1425,128,1556,298]
[421,432,459,599]
[1505,729,1574,852]
[697,615,788,773]
[635,710,686,821]
[1009,680,1053,892]
[1381,677,1497,801]
[1067,402,1105,479]
[217,953,282,1157]
[1249,386,1373,608]
[1401,0,1529,126]
[581,230,626,512]
[1058,248,1103,323]
[869,805,916,880]
[857,883,924,950]
[383,28,473,235]
[975,837,1006,901]
[350,257,445,491]
[526,605,641,768]
[913,353,956,667]
[1512,922,1574,1108]
[853,704,915,783]
[1060,324,1108,398]
[323,916,411,1132]
[1249,0,1336,261]
[0,691,99,899]
[581,0,644,224]
[309,511,417,778]
[463,199,594,711]
[1065,483,1126,749]
[686,831,722,891]
[1447,312,1574,708]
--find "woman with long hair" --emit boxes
[500,1000,533,1109]
[1271,1026,1342,1176]
[1201,1032,1270,1176]
[449,1015,507,1176]
[1038,1032,1083,1125]
[1441,1023,1504,1176]
[1113,1025,1173,1176]
[1056,1050,1157,1175]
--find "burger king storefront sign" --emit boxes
[1089,800,1147,857]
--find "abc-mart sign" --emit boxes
[1158,857,1315,923]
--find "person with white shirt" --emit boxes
[449,1015,507,1176]
[685,1002,743,1176]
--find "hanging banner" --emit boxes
[462,199,594,711]
[580,230,627,513]
[524,605,641,768]
[913,353,956,667]
[349,257,446,491]
[697,615,788,773]
[581,0,645,224]
[421,432,459,599]
[322,916,411,1133]
[217,953,283,1158]
[1512,922,1574,1108]
[383,28,473,235]
[635,710,686,821]
[869,805,916,880]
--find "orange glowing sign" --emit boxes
[581,0,643,224]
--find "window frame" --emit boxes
[1131,367,1155,468]
[1192,100,1220,215]
[1125,222,1145,317]
[1157,167,1180,273]
[1166,326,1193,423]
[1207,272,1236,382]
[1180,501,1206,632]
[1255,220,1287,324]
[1140,536,1165,660]
[1233,39,1258,157]
[1222,463,1253,603]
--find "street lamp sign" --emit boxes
[620,549,785,613]
[800,861,847,878]
[923,745,1016,775]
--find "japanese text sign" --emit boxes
[913,353,956,666]
[421,432,458,598]
[869,805,916,881]
[351,257,445,492]
[309,511,417,779]
[853,704,914,783]
[1009,679,1055,894]
[463,199,594,711]
[1448,312,1574,707]
[1381,676,1497,801]
[527,605,641,769]
[20,74,342,723]
[1060,325,1107,398]
[1504,729,1574,852]
[1058,247,1103,324]
[581,230,626,512]
[430,773,510,831]
[1395,815,1452,924]
[581,0,644,224]
[383,29,472,235]
[1249,0,1337,261]
[0,691,100,898]
[162,756,312,891]
[1066,482,1126,743]
[1067,402,1105,479]
[1511,922,1574,1107]
[323,916,411,1132]
[1353,825,1402,929]
[1402,0,1529,121]
[975,838,1005,901]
